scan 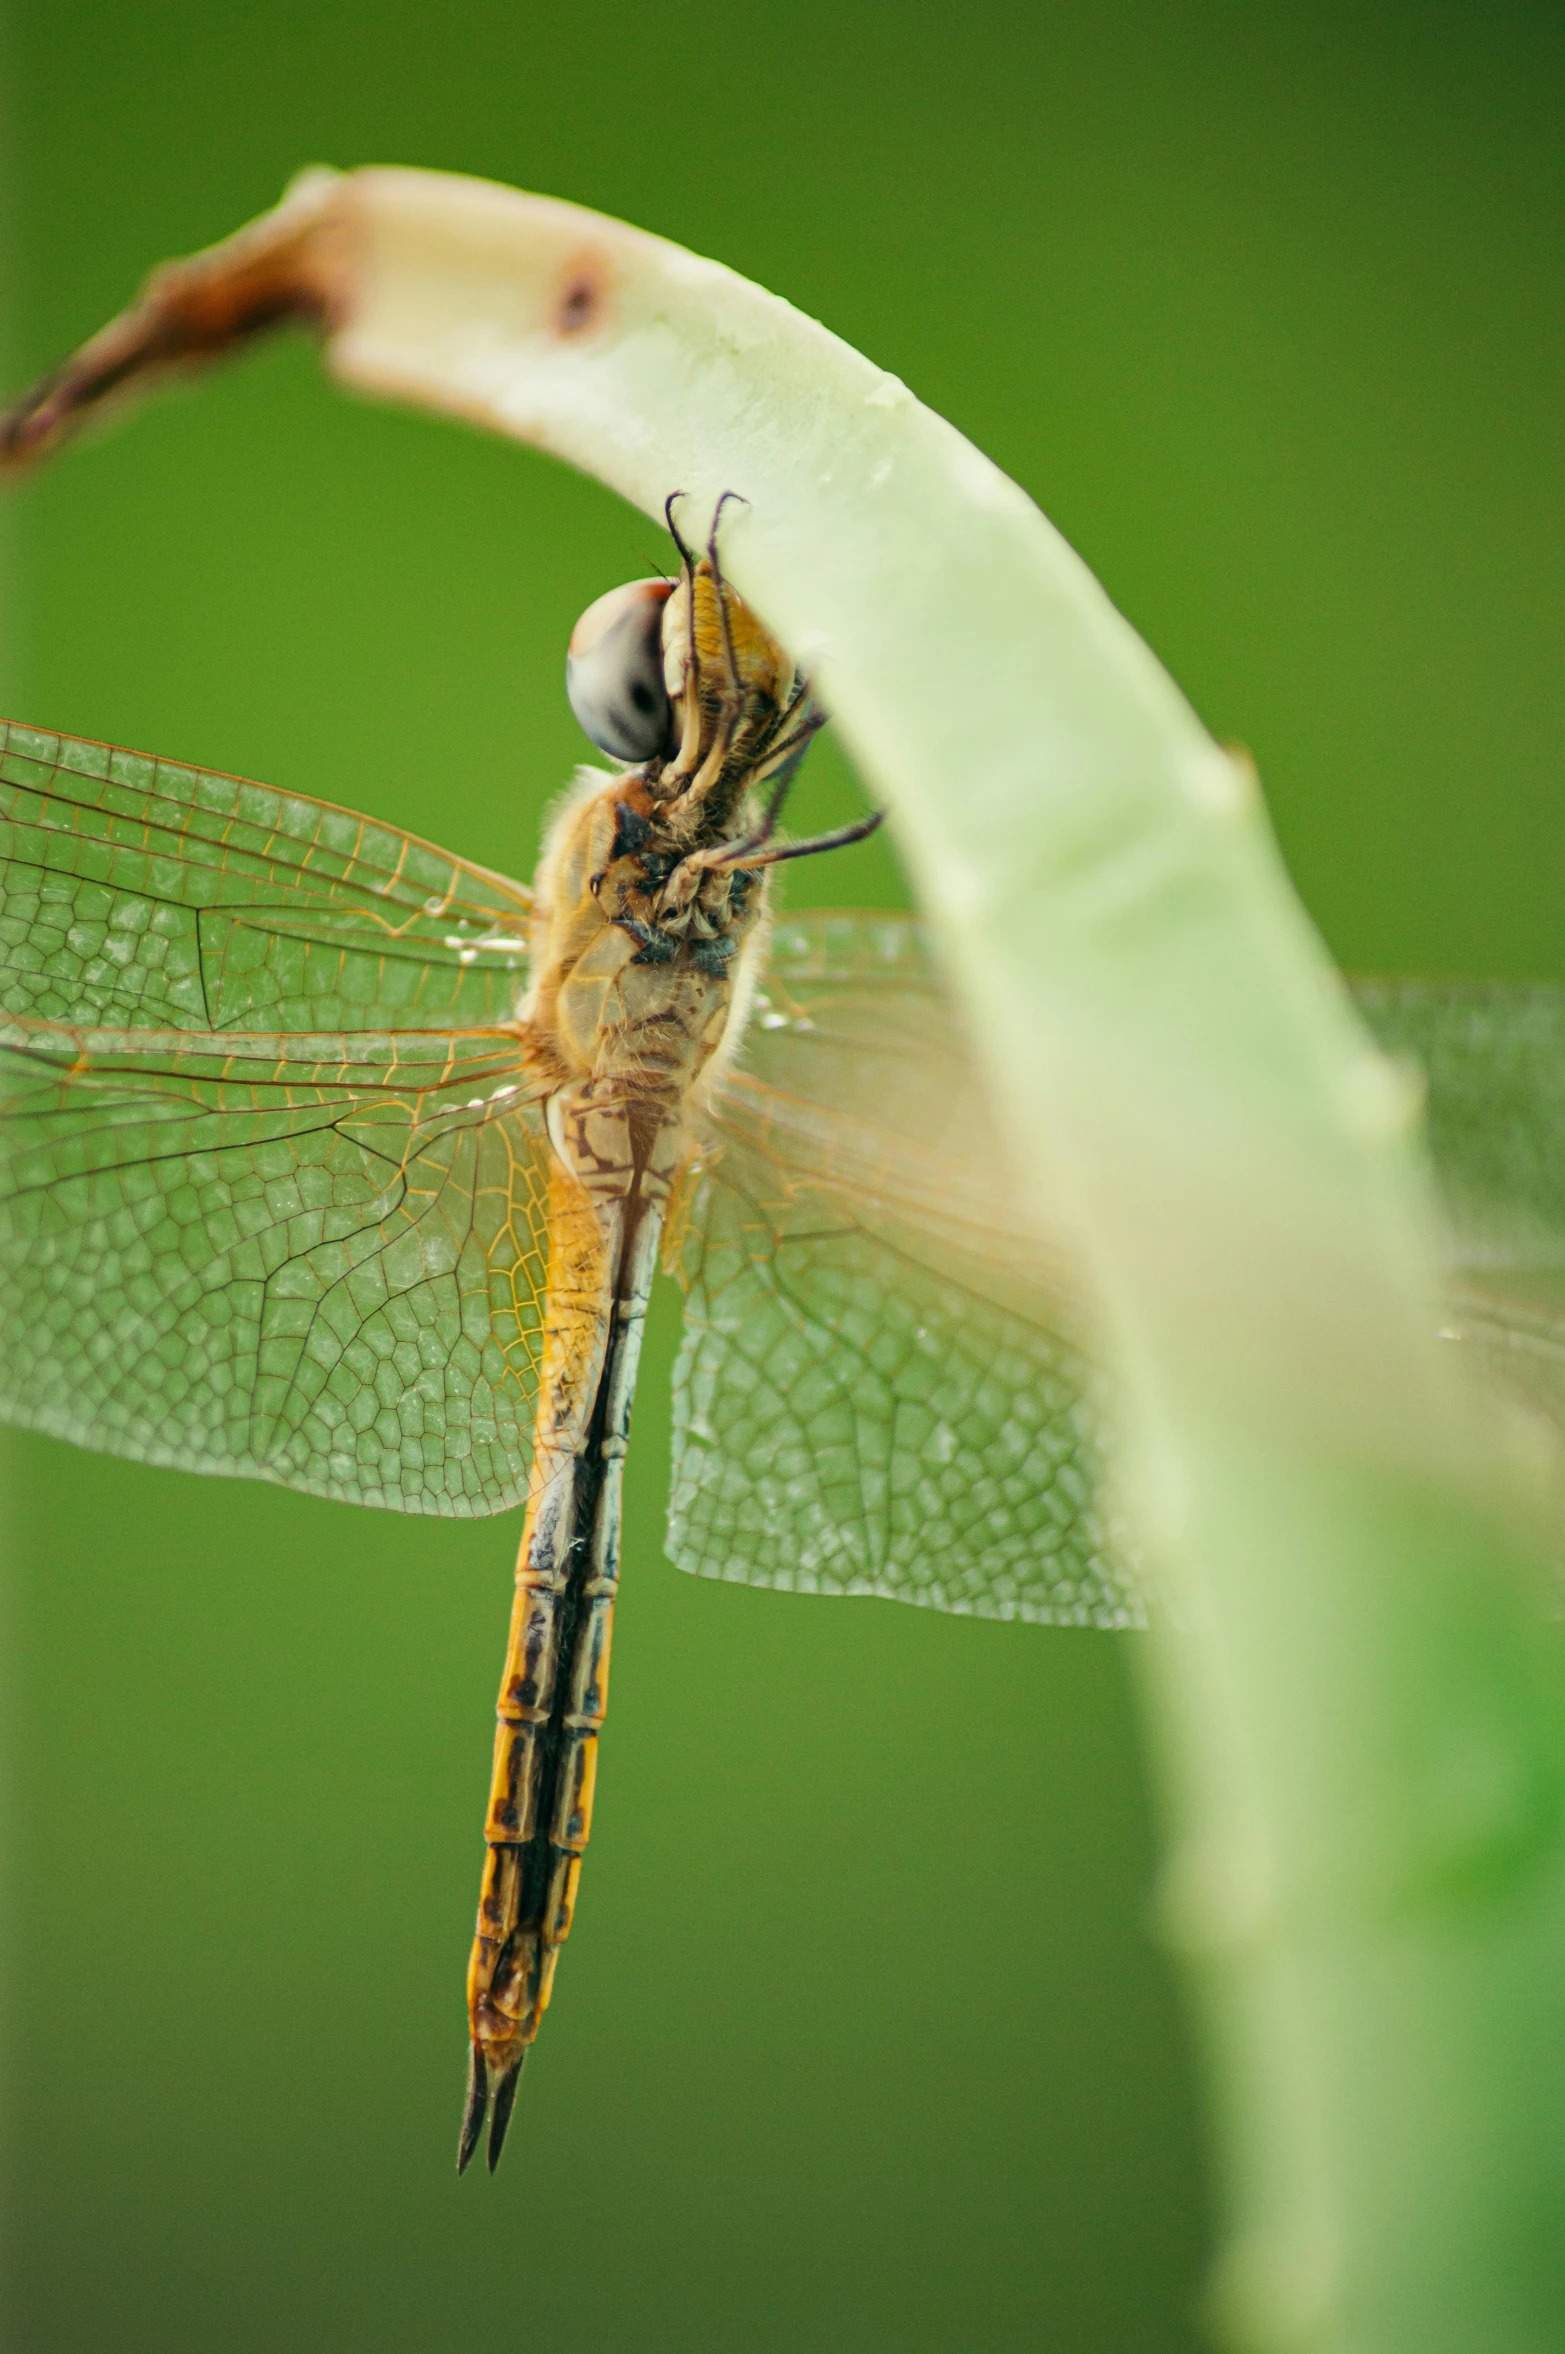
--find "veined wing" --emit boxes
[0,1013,553,1512]
[1353,978,1565,1450]
[0,719,531,1033]
[667,935,1565,1628]
[666,912,1140,1629]
[1353,979,1565,1288]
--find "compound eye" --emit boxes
[566,578,677,761]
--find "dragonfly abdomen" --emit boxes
[459,1147,664,2174]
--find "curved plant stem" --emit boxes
[13,168,1565,2351]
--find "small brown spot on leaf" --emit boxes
[554,259,608,337]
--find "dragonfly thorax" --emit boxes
[524,766,769,1203]
[533,532,822,1204]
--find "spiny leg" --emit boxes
[705,492,749,697]
[690,504,857,863]
[663,488,698,573]
[663,493,707,779]
[679,508,753,820]
[716,706,832,864]
[663,490,756,819]
[735,808,886,866]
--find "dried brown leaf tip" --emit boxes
[0,172,350,475]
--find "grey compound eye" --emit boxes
[565,578,677,762]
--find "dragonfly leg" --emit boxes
[704,494,748,696]
[730,808,887,868]
[658,510,832,867]
[662,497,706,780]
[656,498,772,832]
[671,499,754,825]
[709,706,832,868]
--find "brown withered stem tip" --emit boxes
[0,176,349,476]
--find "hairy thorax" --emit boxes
[523,766,768,1199]
[515,542,844,1211]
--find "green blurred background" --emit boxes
[2,4,1561,2349]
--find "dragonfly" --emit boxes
[0,484,1145,2169]
[6,301,1565,2183]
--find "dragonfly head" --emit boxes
[567,498,815,837]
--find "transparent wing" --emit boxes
[665,913,1142,1627]
[0,718,532,1033]
[667,942,1565,1626]
[0,1013,553,1513]
[1353,979,1565,1289]
[1353,978,1565,1451]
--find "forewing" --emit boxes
[0,719,532,1032]
[665,913,1141,1627]
[0,1015,553,1513]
